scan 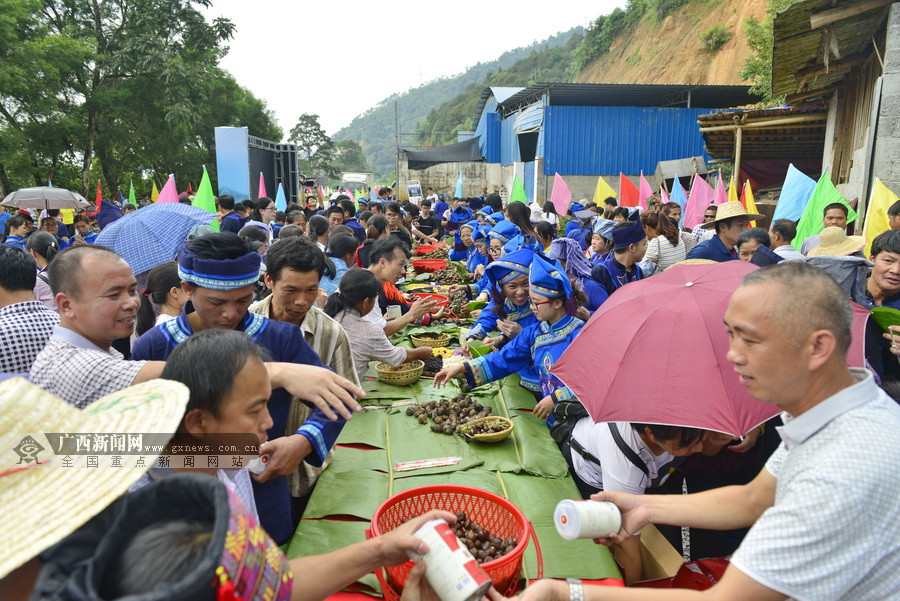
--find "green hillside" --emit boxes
[332,28,583,177]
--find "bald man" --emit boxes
[521,262,900,601]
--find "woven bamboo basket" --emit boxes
[410,332,451,348]
[375,360,424,386]
[459,416,514,442]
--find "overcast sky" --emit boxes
[203,0,627,139]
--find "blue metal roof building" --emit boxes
[471,83,760,203]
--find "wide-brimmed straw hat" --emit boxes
[700,200,764,229]
[0,378,189,579]
[807,226,867,257]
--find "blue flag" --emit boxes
[455,171,464,198]
[275,183,287,212]
[772,164,817,222]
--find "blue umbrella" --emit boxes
[95,202,218,275]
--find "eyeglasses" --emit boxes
[529,298,553,308]
[489,247,503,255]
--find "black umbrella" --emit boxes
[1,187,90,210]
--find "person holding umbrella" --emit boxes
[530,262,900,600]
[435,253,586,411]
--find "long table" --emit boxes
[284,323,623,595]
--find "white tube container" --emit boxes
[554,500,622,540]
[407,519,492,601]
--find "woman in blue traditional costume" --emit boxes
[548,237,608,313]
[448,220,521,302]
[587,218,616,265]
[462,248,541,392]
[468,225,491,276]
[449,220,478,262]
[2,215,29,248]
[435,253,586,412]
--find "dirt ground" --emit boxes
[576,0,768,86]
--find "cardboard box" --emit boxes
[639,524,684,582]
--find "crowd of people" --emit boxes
[0,183,897,601]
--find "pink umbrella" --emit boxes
[552,262,781,437]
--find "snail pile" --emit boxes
[400,512,518,564]
[418,247,449,260]
[405,395,493,435]
[430,268,468,285]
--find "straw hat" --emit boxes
[0,377,189,578]
[700,200,764,229]
[806,226,867,257]
[675,258,718,266]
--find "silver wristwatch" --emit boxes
[567,578,584,601]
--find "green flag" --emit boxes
[193,165,220,231]
[510,175,527,204]
[793,171,858,249]
[128,181,137,207]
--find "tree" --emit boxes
[333,139,370,174]
[289,113,338,179]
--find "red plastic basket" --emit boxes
[410,293,448,312]
[367,485,542,600]
[414,244,436,256]
[412,259,448,274]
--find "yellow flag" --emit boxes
[863,178,900,257]
[728,177,738,203]
[151,180,159,202]
[592,176,617,206]
[742,180,759,228]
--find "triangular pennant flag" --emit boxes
[117,190,126,206]
[194,165,217,210]
[550,173,572,216]
[510,175,527,204]
[619,174,639,207]
[47,181,53,187]
[151,180,159,202]
[863,179,899,257]
[186,183,193,195]
[714,170,728,205]
[90,181,102,215]
[128,181,137,208]
[669,175,688,226]
[794,171,858,249]
[660,186,669,204]
[772,164,817,222]
[157,174,179,204]
[592,176,617,206]
[728,177,739,203]
[455,171,464,198]
[275,182,287,212]
[638,171,653,211]
[683,174,714,229]
[740,180,760,227]
[349,189,356,210]
[258,172,268,199]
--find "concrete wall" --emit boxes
[397,160,491,200]
[871,3,900,198]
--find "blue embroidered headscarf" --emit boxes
[529,253,573,299]
[485,248,534,288]
[488,220,519,245]
[177,237,262,290]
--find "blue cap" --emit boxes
[611,221,646,248]
[529,253,573,299]
[568,202,584,215]
[503,233,541,254]
[592,218,616,240]
[472,225,488,243]
[485,248,535,287]
[488,220,520,244]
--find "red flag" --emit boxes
[90,181,102,216]
[619,173,640,207]
[187,183,193,195]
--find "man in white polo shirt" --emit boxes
[522,262,899,601]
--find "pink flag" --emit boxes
[660,186,670,204]
[550,173,572,216]
[638,171,652,211]
[619,173,640,207]
[683,174,715,229]
[258,172,268,199]
[714,170,728,205]
[157,174,179,203]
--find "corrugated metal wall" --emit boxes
[500,114,519,166]
[542,106,712,175]
[475,98,501,163]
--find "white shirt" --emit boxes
[569,419,678,495]
[730,370,900,601]
[772,244,806,261]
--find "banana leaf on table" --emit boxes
[303,468,388,520]
[284,519,381,592]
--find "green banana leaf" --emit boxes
[392,470,505,495]
[337,407,387,448]
[303,468,388,520]
[329,445,389,473]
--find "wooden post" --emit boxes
[734,126,743,186]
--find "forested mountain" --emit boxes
[332,28,583,178]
